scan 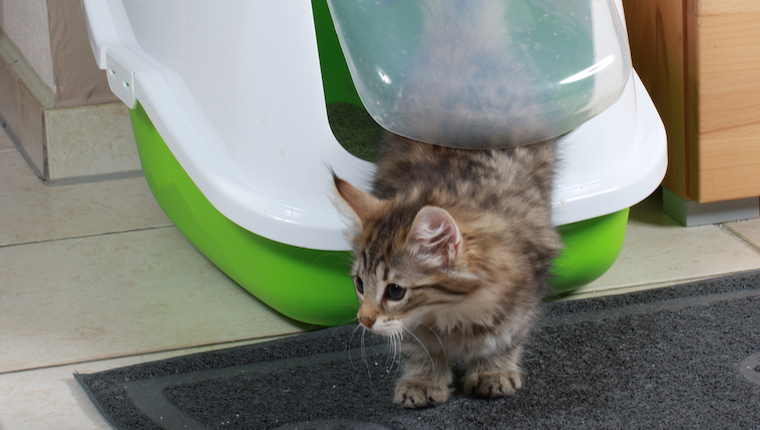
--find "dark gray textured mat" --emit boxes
[76,271,760,429]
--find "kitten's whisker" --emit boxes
[347,323,364,364]
[381,334,392,372]
[393,333,402,375]
[392,333,402,377]
[391,332,401,373]
[348,324,366,387]
[410,320,448,365]
[383,335,396,370]
[403,327,439,382]
[360,328,374,390]
[383,332,399,378]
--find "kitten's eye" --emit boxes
[354,277,364,295]
[385,283,406,301]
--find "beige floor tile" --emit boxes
[723,218,760,251]
[0,149,171,247]
[0,365,115,430]
[0,127,14,151]
[0,227,306,373]
[0,337,282,430]
[570,192,760,296]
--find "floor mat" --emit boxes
[76,271,760,429]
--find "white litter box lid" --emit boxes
[82,0,666,251]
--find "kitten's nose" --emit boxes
[359,315,375,329]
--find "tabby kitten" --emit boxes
[332,0,561,409]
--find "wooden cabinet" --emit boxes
[622,0,760,203]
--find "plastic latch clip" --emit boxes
[105,51,136,109]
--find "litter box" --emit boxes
[82,0,667,326]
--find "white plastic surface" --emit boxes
[81,0,666,251]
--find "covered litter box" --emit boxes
[82,0,667,326]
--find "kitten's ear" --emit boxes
[332,172,382,224]
[409,206,461,268]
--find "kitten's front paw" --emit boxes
[393,380,450,409]
[464,370,522,398]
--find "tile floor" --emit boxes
[2,127,760,429]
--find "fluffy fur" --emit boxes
[332,0,561,409]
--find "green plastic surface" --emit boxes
[550,208,629,294]
[125,1,629,325]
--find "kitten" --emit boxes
[332,0,561,409]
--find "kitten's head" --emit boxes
[333,174,480,338]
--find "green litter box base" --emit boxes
[130,102,627,326]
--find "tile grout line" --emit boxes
[561,264,760,303]
[0,224,175,250]
[561,274,738,302]
[719,223,760,255]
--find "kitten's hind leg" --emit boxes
[393,338,452,409]
[464,345,523,398]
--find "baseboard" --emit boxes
[0,30,52,177]
[663,187,760,227]
[0,29,140,182]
